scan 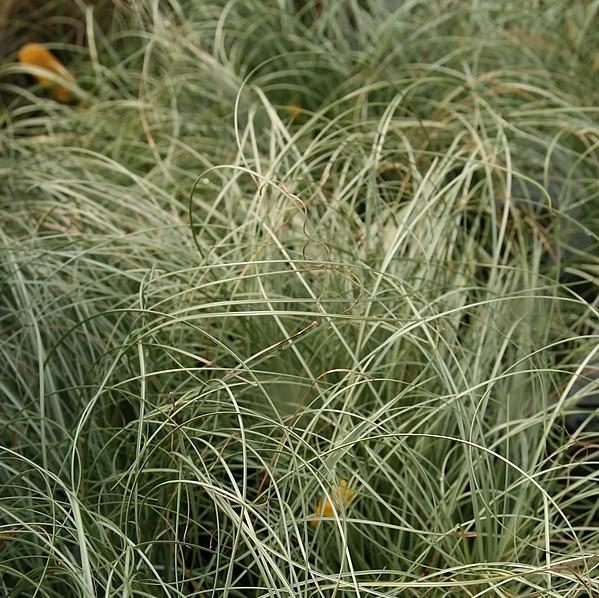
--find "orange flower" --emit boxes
[18,42,75,102]
[310,479,355,527]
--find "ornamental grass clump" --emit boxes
[0,1,598,596]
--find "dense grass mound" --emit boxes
[1,1,598,595]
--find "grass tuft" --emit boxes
[1,1,598,596]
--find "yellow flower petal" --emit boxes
[18,42,75,102]
[310,479,356,527]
